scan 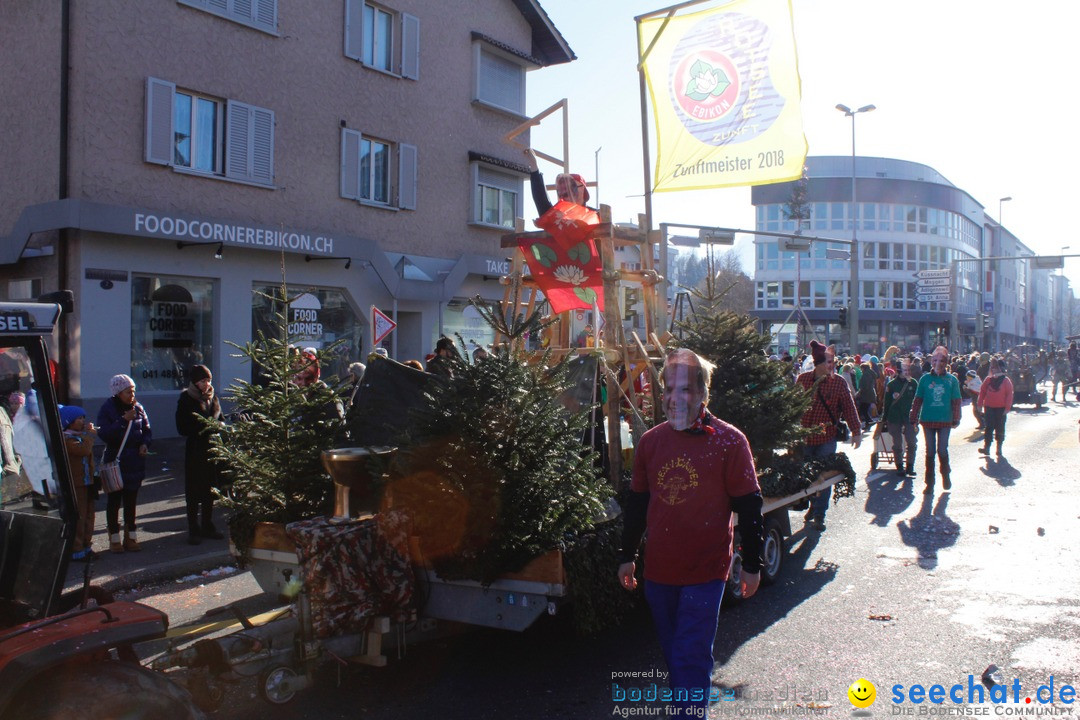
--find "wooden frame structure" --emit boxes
[497,204,671,485]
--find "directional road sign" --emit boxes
[916,293,951,302]
[915,278,951,288]
[914,269,952,279]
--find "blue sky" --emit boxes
[526,0,1080,286]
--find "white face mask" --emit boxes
[663,362,705,431]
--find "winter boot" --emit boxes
[978,443,989,455]
[109,532,124,554]
[923,468,935,495]
[940,461,952,491]
[201,523,224,540]
[996,442,1003,458]
[123,529,141,552]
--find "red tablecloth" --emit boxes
[286,511,414,638]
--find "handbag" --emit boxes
[816,385,850,442]
[98,420,132,494]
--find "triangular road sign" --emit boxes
[372,306,397,345]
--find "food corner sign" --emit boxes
[150,285,195,348]
[288,293,323,347]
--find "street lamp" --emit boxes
[836,103,875,354]
[998,196,1012,227]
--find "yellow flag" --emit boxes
[638,0,806,192]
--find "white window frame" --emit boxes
[344,0,420,80]
[340,128,417,210]
[471,163,523,230]
[173,90,224,173]
[177,0,278,35]
[145,77,275,188]
[473,44,526,116]
[364,3,394,72]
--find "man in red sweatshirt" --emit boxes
[977,357,1014,458]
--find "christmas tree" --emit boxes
[209,286,348,559]
[677,300,811,468]
[390,299,610,583]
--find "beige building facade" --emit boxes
[0,0,573,433]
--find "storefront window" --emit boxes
[442,299,498,356]
[252,285,364,385]
[131,275,215,391]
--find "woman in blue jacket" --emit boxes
[97,374,152,553]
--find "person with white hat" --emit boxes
[96,374,152,553]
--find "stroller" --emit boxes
[869,419,906,471]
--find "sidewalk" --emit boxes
[63,436,234,595]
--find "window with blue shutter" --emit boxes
[177,0,277,35]
[401,14,420,80]
[398,143,417,210]
[343,0,419,79]
[145,77,176,165]
[340,127,415,209]
[226,100,275,186]
[145,75,275,188]
[341,129,362,200]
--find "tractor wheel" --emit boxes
[7,661,203,720]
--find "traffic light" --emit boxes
[838,306,848,327]
[982,315,992,331]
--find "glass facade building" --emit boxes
[750,156,1020,356]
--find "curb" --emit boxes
[64,548,235,595]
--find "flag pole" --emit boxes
[636,17,661,338]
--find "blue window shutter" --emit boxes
[226,100,274,185]
[253,0,276,30]
[398,142,417,210]
[401,13,420,80]
[341,128,361,199]
[225,100,251,182]
[344,0,363,60]
[207,0,227,12]
[250,106,274,185]
[232,0,252,20]
[145,77,175,165]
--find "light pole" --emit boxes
[1060,245,1070,346]
[836,103,875,354]
[998,196,1012,227]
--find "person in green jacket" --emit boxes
[882,357,919,477]
[909,347,963,494]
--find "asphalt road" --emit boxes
[124,394,1080,719]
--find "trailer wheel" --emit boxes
[723,531,744,606]
[761,518,784,585]
[8,661,204,719]
[260,665,299,705]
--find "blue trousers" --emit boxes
[644,579,726,717]
[803,439,837,520]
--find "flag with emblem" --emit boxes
[637,0,806,192]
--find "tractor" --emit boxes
[0,298,202,719]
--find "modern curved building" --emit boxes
[749,156,1060,356]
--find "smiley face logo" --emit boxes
[848,678,876,709]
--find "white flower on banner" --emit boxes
[553,265,587,286]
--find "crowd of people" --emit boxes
[780,339,1069,518]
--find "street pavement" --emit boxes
[95,383,1080,719]
[62,436,234,596]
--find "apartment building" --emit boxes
[0,0,573,431]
